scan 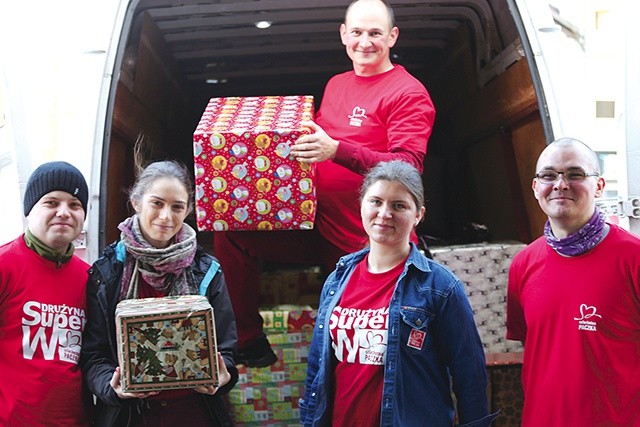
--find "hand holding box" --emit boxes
[115,295,219,392]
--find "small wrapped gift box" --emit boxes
[193,95,317,232]
[115,295,219,392]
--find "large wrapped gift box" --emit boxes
[115,295,219,392]
[229,306,317,426]
[193,95,317,232]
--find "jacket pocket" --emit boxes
[399,306,434,353]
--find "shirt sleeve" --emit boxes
[333,89,435,175]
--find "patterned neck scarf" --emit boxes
[24,227,74,267]
[544,208,606,257]
[118,215,197,301]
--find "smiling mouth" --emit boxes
[373,223,393,228]
[154,224,174,231]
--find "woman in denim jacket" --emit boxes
[300,160,497,426]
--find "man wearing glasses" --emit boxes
[506,137,640,426]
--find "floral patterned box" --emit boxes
[115,295,219,392]
[193,95,317,232]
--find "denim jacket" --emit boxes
[300,244,498,426]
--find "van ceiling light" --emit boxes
[255,20,272,29]
[206,78,228,85]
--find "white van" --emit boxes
[1,0,638,259]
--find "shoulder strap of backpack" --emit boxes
[199,259,220,296]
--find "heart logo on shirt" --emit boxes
[573,304,602,320]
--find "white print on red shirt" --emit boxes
[330,306,388,365]
[407,328,426,350]
[573,303,602,332]
[21,301,86,363]
[348,107,367,127]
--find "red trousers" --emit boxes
[213,228,347,348]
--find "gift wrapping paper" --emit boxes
[193,95,317,232]
[115,295,219,392]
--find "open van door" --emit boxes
[0,1,123,258]
[3,0,635,259]
[97,0,563,260]
[511,0,640,234]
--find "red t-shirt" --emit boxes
[315,65,435,252]
[0,236,90,426]
[507,225,640,426]
[330,255,405,426]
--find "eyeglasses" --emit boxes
[534,169,600,184]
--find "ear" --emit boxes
[531,178,539,199]
[388,26,399,48]
[416,206,426,226]
[340,23,348,45]
[594,176,606,198]
[130,198,141,213]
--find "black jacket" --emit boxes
[80,242,239,426]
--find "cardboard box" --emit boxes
[193,95,317,232]
[430,242,526,353]
[259,267,324,307]
[115,295,219,392]
[229,307,316,426]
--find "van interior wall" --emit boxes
[420,25,548,245]
[107,12,548,249]
[107,12,199,244]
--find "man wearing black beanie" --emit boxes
[0,161,93,426]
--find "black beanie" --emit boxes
[23,161,89,217]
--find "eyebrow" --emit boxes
[349,25,385,32]
[148,195,188,205]
[538,166,586,171]
[42,194,80,202]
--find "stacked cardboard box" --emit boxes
[259,267,324,307]
[430,242,526,426]
[430,242,526,353]
[229,308,316,426]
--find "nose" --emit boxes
[357,34,371,47]
[159,206,171,219]
[552,173,571,189]
[55,203,71,217]
[377,203,393,219]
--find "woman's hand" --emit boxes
[110,366,159,399]
[194,352,231,395]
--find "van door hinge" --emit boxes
[596,197,640,219]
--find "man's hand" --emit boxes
[111,367,159,399]
[291,121,339,163]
